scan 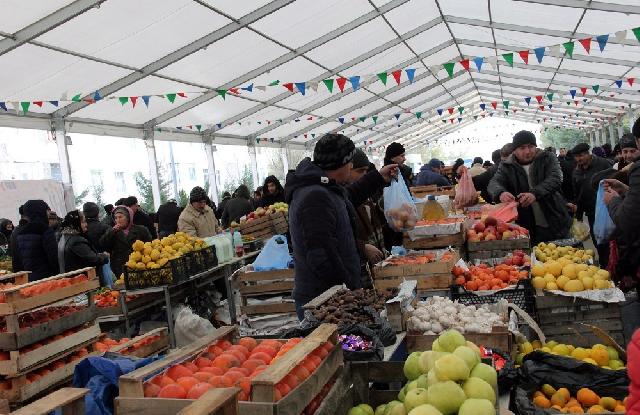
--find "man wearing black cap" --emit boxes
[384,142,413,189]
[415,158,451,187]
[12,200,59,280]
[178,186,220,238]
[157,199,181,238]
[123,196,157,239]
[285,134,398,319]
[83,202,109,252]
[488,130,571,243]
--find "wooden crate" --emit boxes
[236,269,296,316]
[271,212,289,236]
[108,327,170,358]
[466,238,530,253]
[373,250,460,278]
[0,268,99,315]
[372,274,452,292]
[9,387,89,415]
[406,326,513,353]
[0,323,100,376]
[402,232,464,250]
[0,305,97,350]
[95,291,162,318]
[0,272,29,286]
[117,324,342,415]
[409,185,437,198]
[177,388,241,415]
[468,248,532,262]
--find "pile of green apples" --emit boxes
[348,329,498,415]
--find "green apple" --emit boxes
[404,352,423,381]
[407,405,443,415]
[404,388,429,413]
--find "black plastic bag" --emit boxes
[363,306,397,347]
[339,324,384,362]
[279,310,320,338]
[493,348,518,396]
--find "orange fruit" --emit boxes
[276,382,290,398]
[207,345,224,357]
[302,359,316,373]
[159,376,177,388]
[250,352,272,365]
[212,355,234,370]
[587,405,605,413]
[307,355,322,367]
[577,388,600,407]
[176,376,199,392]
[224,349,246,363]
[224,370,244,384]
[144,383,161,397]
[533,395,551,408]
[193,372,213,382]
[311,347,328,359]
[239,337,258,351]
[227,367,250,377]
[158,384,187,399]
[0,381,11,391]
[199,366,224,376]
[237,377,251,395]
[292,365,310,382]
[590,349,609,367]
[229,345,250,358]
[557,388,571,402]
[209,375,233,388]
[250,366,267,379]
[260,340,283,351]
[550,392,566,407]
[253,345,278,358]
[217,340,232,350]
[187,382,212,399]
[184,362,199,373]
[166,365,193,381]
[241,359,264,373]
[194,357,212,369]
[282,374,299,391]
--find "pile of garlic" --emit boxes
[406,296,506,335]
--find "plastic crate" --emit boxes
[450,279,537,316]
[185,246,218,275]
[124,256,189,290]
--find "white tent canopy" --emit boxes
[2,0,640,205]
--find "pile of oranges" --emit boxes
[96,334,162,354]
[17,274,89,299]
[144,337,333,402]
[532,384,626,413]
[452,263,529,291]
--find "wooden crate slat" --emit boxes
[303,286,343,309]
[0,279,99,315]
[110,327,170,358]
[237,269,295,283]
[406,331,512,354]
[177,387,240,415]
[240,303,296,315]
[467,238,530,252]
[373,274,452,291]
[239,281,294,296]
[10,387,89,415]
[403,233,464,249]
[0,272,29,285]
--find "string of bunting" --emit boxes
[1,27,639,116]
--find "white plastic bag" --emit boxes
[174,305,214,347]
[383,178,418,231]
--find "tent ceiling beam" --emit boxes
[513,0,640,15]
[52,0,297,118]
[149,0,412,129]
[0,0,106,56]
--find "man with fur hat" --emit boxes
[12,200,59,280]
[178,186,220,238]
[384,142,413,188]
[488,130,571,243]
[285,134,398,319]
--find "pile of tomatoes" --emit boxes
[17,274,89,299]
[96,334,162,354]
[452,263,529,291]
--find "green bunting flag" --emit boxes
[592,84,600,93]
[377,72,388,85]
[416,112,422,119]
[118,97,129,105]
[71,94,81,102]
[20,102,30,113]
[359,116,366,122]
[503,100,509,109]
[322,79,334,93]
[268,80,280,86]
[443,62,455,77]
[633,27,640,42]
[372,116,378,124]
[166,93,177,103]
[217,89,227,100]
[502,53,514,67]
[195,125,202,132]
[547,93,554,101]
[458,107,464,114]
[563,41,575,58]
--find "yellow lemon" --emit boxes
[594,280,610,289]
[141,255,151,264]
[571,347,589,360]
[582,276,594,290]
[532,264,546,278]
[576,263,588,272]
[129,251,142,262]
[125,260,137,269]
[564,279,584,292]
[545,282,559,290]
[520,342,534,354]
[552,344,570,356]
[143,246,153,256]
[556,275,570,290]
[532,340,542,350]
[562,264,577,279]
[150,249,161,261]
[545,261,563,277]
[132,240,145,252]
[578,270,590,281]
[135,262,146,270]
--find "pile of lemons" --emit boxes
[531,259,613,292]
[534,242,593,264]
[517,340,625,370]
[126,232,205,271]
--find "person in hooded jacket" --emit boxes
[57,210,109,278]
[260,176,285,208]
[82,202,109,252]
[157,199,181,237]
[12,200,59,280]
[285,133,398,320]
[101,204,114,227]
[488,130,572,244]
[0,219,12,247]
[99,206,152,279]
[221,185,253,228]
[216,192,231,220]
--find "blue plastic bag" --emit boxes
[383,178,418,231]
[252,235,292,271]
[101,261,114,288]
[593,181,615,244]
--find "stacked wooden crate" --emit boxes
[235,268,296,317]
[237,212,289,241]
[466,238,531,262]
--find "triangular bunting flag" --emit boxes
[574,100,579,106]
[442,120,447,124]
[308,82,318,92]
[130,96,138,108]
[503,100,509,109]
[524,97,531,106]
[578,38,591,54]
[216,123,223,129]
[372,116,378,124]
[216,89,227,100]
[228,88,239,95]
[0,102,6,111]
[459,59,470,71]
[166,93,177,103]
[633,27,640,42]
[377,72,388,85]
[628,77,635,86]
[338,117,345,124]
[502,53,514,67]
[295,82,306,95]
[93,91,102,101]
[443,62,455,77]
[491,102,497,109]
[547,92,554,101]
[614,30,627,42]
[534,47,545,63]
[118,97,129,105]
[359,116,366,122]
[391,70,402,85]
[349,76,361,91]
[415,112,422,119]
[242,83,254,92]
[474,115,478,120]
[405,68,416,84]
[518,50,529,64]
[539,105,545,111]
[336,77,347,92]
[177,92,187,98]
[570,89,577,98]
[72,94,82,102]
[479,103,486,111]
[142,96,151,107]
[580,87,587,95]
[535,95,543,104]
[548,104,553,109]
[283,83,294,92]
[450,119,454,124]
[473,56,484,71]
[31,101,42,107]
[596,34,609,51]
[592,84,600,93]
[549,45,561,56]
[447,108,454,115]
[457,117,462,123]
[20,102,30,113]
[458,107,464,114]
[563,41,574,58]
[323,79,334,93]
[268,80,280,86]
[615,80,623,88]
[394,114,401,120]
[195,125,202,132]
[437,108,444,116]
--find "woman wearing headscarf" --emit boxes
[260,176,285,208]
[57,211,109,281]
[99,206,152,279]
[0,219,13,247]
[450,158,466,185]
[12,200,59,280]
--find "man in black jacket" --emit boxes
[473,144,513,202]
[285,134,397,320]
[157,199,181,237]
[82,202,109,252]
[124,196,157,239]
[488,130,572,244]
[384,142,412,189]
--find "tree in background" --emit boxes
[177,189,189,208]
[134,167,171,213]
[90,184,104,219]
[266,149,306,181]
[74,188,89,208]
[221,165,254,196]
[540,128,587,150]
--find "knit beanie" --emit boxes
[313,134,356,170]
[512,130,537,148]
[352,149,370,169]
[61,210,82,232]
[385,142,405,160]
[189,186,208,203]
[23,200,50,223]
[620,134,638,150]
[571,143,590,155]
[82,202,100,219]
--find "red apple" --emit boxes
[473,221,486,233]
[503,257,513,266]
[485,216,498,227]
[484,233,497,241]
[486,226,496,234]
[512,255,523,266]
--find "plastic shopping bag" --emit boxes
[481,202,519,223]
[101,261,114,288]
[454,166,478,209]
[593,181,615,244]
[570,218,591,242]
[383,178,418,231]
[251,235,292,271]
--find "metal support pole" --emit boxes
[629,105,637,126]
[608,123,616,146]
[281,145,289,180]
[248,145,259,191]
[617,121,624,139]
[602,126,608,146]
[168,142,179,200]
[203,135,220,204]
[143,128,162,211]
[593,129,600,147]
[52,118,72,185]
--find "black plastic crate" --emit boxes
[185,246,218,275]
[124,256,189,290]
[450,279,537,316]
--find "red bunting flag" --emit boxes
[177,92,187,98]
[580,87,587,95]
[491,102,497,109]
[518,50,529,64]
[628,77,635,86]
[450,119,454,124]
[283,83,294,92]
[448,108,454,114]
[574,100,579,106]
[535,95,543,104]
[459,59,470,71]
[228,88,239,95]
[130,96,138,108]
[336,77,347,92]
[578,38,591,54]
[33,101,43,107]
[539,105,544,111]
[391,70,402,85]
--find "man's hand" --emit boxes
[499,192,516,203]
[379,164,399,183]
[604,188,619,205]
[112,224,122,231]
[566,203,577,214]
[364,244,385,264]
[603,179,628,195]
[518,192,536,208]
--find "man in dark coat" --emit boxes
[82,202,109,252]
[473,145,513,203]
[488,130,572,244]
[221,185,253,228]
[9,205,27,257]
[216,192,231,220]
[12,200,59,281]
[285,134,397,320]
[415,159,451,187]
[101,204,115,227]
[124,196,157,239]
[384,142,413,189]
[157,199,181,237]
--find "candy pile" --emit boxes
[339,334,372,352]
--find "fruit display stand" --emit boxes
[234,268,296,316]
[176,387,241,415]
[410,185,456,199]
[116,324,342,415]
[8,387,89,415]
